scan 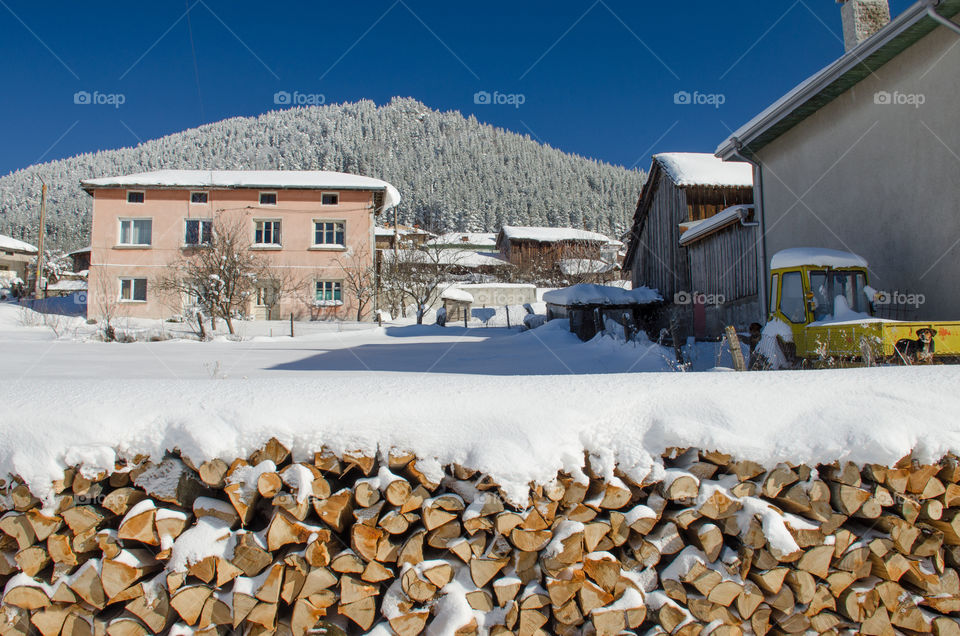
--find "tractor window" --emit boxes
[809,271,831,321]
[832,271,869,314]
[769,274,779,316]
[779,272,807,323]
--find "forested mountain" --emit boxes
[0,98,645,251]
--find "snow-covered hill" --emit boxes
[0,98,646,251]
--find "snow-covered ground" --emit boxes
[2,298,960,504]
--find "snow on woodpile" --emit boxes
[440,286,474,303]
[3,440,960,634]
[769,247,868,269]
[654,152,754,188]
[0,234,37,254]
[542,283,662,306]
[499,225,612,244]
[81,169,402,210]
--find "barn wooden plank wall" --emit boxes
[634,170,690,301]
[687,223,759,302]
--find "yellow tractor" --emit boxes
[765,248,960,366]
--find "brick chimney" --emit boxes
[839,0,892,52]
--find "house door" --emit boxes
[255,286,278,320]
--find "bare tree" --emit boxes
[335,246,377,321]
[154,211,272,335]
[380,245,466,324]
[93,272,124,341]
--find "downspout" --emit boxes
[729,140,769,322]
[927,1,960,36]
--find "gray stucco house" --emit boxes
[716,0,960,320]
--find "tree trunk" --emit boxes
[225,315,235,335]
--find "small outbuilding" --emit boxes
[543,284,664,341]
[0,234,38,285]
[440,286,474,323]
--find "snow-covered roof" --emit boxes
[679,205,754,246]
[381,249,511,268]
[654,153,754,188]
[81,170,401,210]
[543,284,662,306]
[440,287,475,303]
[427,232,498,247]
[0,234,38,254]
[66,246,91,256]
[46,280,88,292]
[375,226,432,237]
[770,247,868,270]
[499,226,613,244]
[558,259,620,276]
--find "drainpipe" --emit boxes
[729,140,769,322]
[927,1,960,36]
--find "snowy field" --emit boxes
[2,298,960,503]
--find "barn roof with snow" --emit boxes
[497,226,614,245]
[653,153,753,188]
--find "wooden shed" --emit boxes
[622,153,754,339]
[623,153,753,302]
[679,204,760,336]
[542,284,664,341]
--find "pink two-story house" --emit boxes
[81,170,400,321]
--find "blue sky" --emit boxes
[0,0,914,177]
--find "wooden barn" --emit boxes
[678,204,760,336]
[623,153,754,339]
[496,226,614,269]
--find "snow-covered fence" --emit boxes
[2,442,959,634]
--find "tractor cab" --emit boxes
[768,248,873,356]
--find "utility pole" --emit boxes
[34,179,47,299]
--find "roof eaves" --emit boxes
[716,0,960,159]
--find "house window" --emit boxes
[315,281,342,305]
[119,219,152,245]
[190,191,208,204]
[313,221,345,246]
[126,191,144,204]
[185,219,213,245]
[254,220,281,245]
[321,193,339,206]
[119,278,147,302]
[259,192,277,205]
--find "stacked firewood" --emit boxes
[2,440,960,635]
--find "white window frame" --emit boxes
[311,219,346,249]
[320,192,340,206]
[314,280,343,306]
[118,217,153,246]
[190,191,209,205]
[253,218,282,247]
[259,191,278,206]
[183,218,214,246]
[118,277,148,303]
[126,190,145,204]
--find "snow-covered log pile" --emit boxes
[2,441,960,635]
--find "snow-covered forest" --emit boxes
[0,97,646,252]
